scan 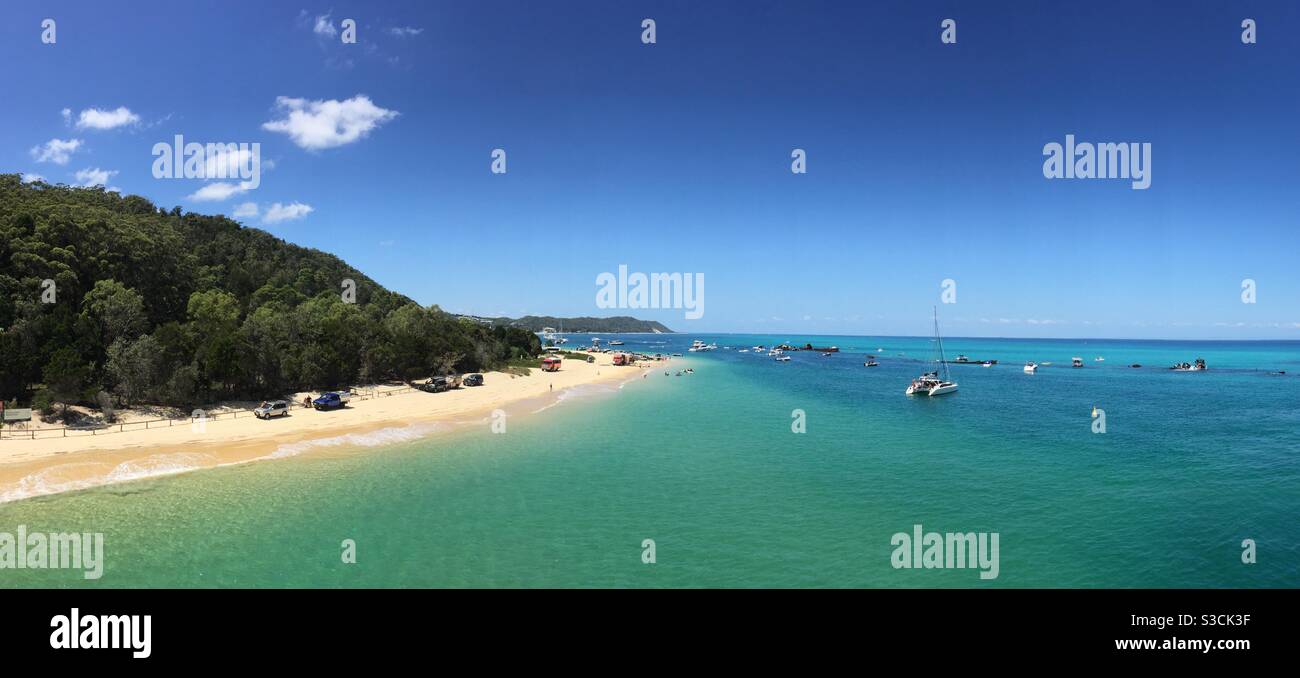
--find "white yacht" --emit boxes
[906,308,958,396]
[688,339,715,352]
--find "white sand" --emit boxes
[0,354,663,502]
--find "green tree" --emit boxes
[106,335,162,407]
[81,280,148,346]
[186,289,243,393]
[41,347,91,417]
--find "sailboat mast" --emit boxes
[933,306,950,380]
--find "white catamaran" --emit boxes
[906,307,959,396]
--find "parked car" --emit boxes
[416,379,446,393]
[254,400,289,419]
[312,392,351,410]
[462,373,484,387]
[416,376,461,393]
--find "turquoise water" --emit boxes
[1,334,1297,587]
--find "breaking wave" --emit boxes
[264,422,445,459]
[0,452,214,504]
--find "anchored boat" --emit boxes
[906,307,958,397]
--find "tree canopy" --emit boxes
[0,174,540,412]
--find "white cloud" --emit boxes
[262,95,398,150]
[74,106,141,130]
[60,108,71,124]
[389,26,423,37]
[30,138,83,164]
[74,167,120,192]
[75,167,117,187]
[262,202,313,224]
[312,14,337,37]
[202,146,259,179]
[186,181,256,202]
[21,173,45,184]
[232,202,259,218]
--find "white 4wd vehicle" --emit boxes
[254,400,289,419]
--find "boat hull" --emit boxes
[906,382,958,396]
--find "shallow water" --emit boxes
[1,334,1296,587]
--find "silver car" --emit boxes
[254,400,289,419]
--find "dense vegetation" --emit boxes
[0,175,540,416]
[479,315,673,334]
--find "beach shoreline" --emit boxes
[0,353,664,504]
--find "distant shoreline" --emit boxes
[609,333,1300,343]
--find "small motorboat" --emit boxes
[775,355,791,362]
[864,360,879,367]
[1170,358,1207,372]
[1023,362,1038,374]
[1094,357,1104,362]
[1071,357,1084,368]
[822,352,833,357]
[1130,363,1141,368]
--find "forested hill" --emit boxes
[0,174,539,413]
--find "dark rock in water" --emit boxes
[1130,364,1142,368]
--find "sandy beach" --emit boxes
[0,354,662,503]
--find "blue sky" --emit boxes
[3,1,1298,338]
